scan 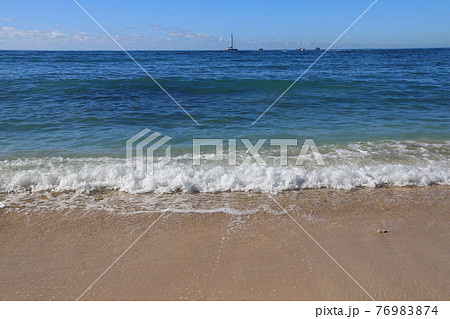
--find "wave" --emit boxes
[1,77,359,97]
[0,156,448,194]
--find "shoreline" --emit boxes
[0,186,449,300]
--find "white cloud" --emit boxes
[2,18,11,22]
[0,26,111,49]
[168,30,214,40]
[48,30,64,38]
[147,24,165,30]
[0,25,344,50]
[0,26,55,39]
[0,25,226,50]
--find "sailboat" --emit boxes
[225,33,238,51]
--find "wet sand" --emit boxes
[0,186,449,300]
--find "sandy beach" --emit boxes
[0,186,448,300]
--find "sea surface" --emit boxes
[0,49,449,193]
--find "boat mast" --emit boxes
[231,33,234,49]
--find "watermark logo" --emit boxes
[126,129,324,175]
[126,129,172,174]
[192,138,325,166]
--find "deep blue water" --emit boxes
[1,49,449,158]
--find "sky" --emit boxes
[0,0,449,50]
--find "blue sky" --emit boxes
[0,0,449,50]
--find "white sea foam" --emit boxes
[1,140,448,193]
[0,155,448,194]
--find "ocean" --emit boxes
[0,49,449,193]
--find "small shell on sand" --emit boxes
[377,229,388,233]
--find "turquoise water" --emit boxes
[0,49,449,192]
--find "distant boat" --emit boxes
[296,47,306,51]
[315,47,321,50]
[259,48,264,51]
[225,33,238,51]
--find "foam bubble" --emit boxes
[0,156,448,194]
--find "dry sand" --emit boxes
[0,186,448,300]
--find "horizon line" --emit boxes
[0,47,449,52]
